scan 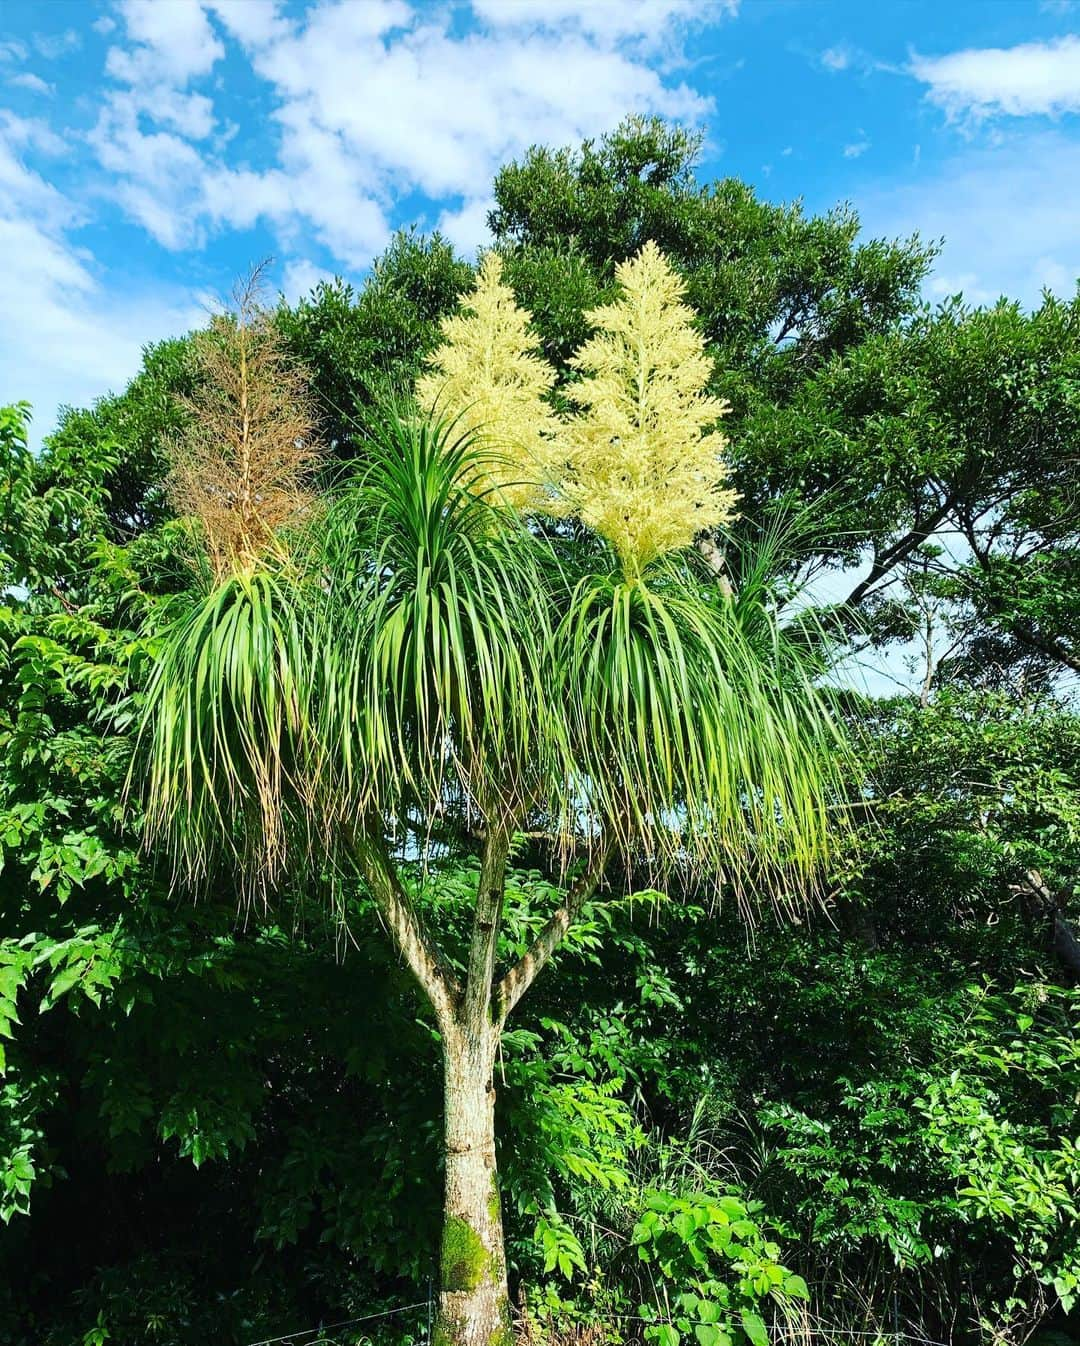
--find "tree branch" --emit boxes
[834,494,957,616]
[1011,869,1080,978]
[462,826,509,1034]
[351,830,461,1031]
[495,840,613,1025]
[696,534,734,596]
[1007,621,1080,676]
[966,533,1080,676]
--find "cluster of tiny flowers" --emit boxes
[416,240,738,575]
[415,253,561,514]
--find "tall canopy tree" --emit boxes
[489,118,1080,690]
[135,247,847,1346]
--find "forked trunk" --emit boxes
[435,1021,511,1346]
[352,832,607,1346]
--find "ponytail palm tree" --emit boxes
[137,248,849,1346]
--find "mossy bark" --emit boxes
[434,1021,511,1346]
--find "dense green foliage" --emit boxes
[1,118,1078,1346]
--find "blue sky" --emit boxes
[3,0,1080,443]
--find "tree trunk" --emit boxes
[435,1019,511,1346]
[353,830,609,1346]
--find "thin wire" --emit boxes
[583,1317,945,1341]
[246,1300,429,1346]
[244,1289,962,1346]
[245,1298,951,1346]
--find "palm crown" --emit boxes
[141,244,843,901]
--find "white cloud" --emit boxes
[280,257,340,302]
[3,228,201,448]
[249,1,710,236]
[470,0,730,46]
[83,0,227,253]
[911,35,1080,121]
[89,97,212,248]
[821,44,851,71]
[0,111,70,215]
[0,112,201,445]
[84,0,235,250]
[256,102,390,266]
[109,0,224,83]
[101,0,223,139]
[843,137,870,158]
[8,0,718,430]
[206,0,289,48]
[437,197,493,257]
[9,72,54,95]
[858,130,1080,307]
[32,29,81,60]
[87,0,712,270]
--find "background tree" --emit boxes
[488,117,1080,692]
[277,230,473,454]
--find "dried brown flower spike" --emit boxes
[168,263,323,579]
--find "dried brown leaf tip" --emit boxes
[169,263,323,579]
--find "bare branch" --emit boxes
[351,831,461,1031]
[696,534,734,596]
[834,493,957,616]
[462,827,509,1032]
